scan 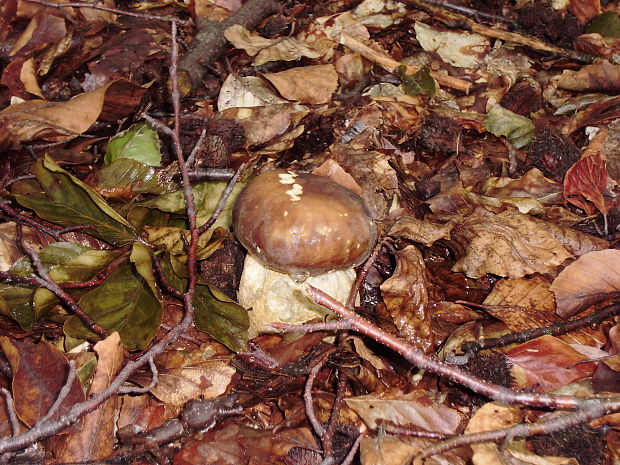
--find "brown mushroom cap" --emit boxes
[233,170,377,276]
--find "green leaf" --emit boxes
[1,242,122,329]
[14,155,138,245]
[130,241,161,300]
[397,65,437,97]
[136,181,245,230]
[194,284,249,353]
[64,260,162,350]
[586,12,620,37]
[484,105,535,149]
[104,122,161,167]
[96,158,167,195]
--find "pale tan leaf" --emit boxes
[360,435,418,465]
[263,65,338,104]
[550,249,620,318]
[452,210,573,278]
[414,22,490,68]
[388,216,454,247]
[217,74,288,111]
[346,391,462,434]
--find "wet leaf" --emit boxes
[506,335,597,392]
[587,12,620,37]
[95,158,167,197]
[0,337,85,429]
[14,155,138,245]
[550,249,620,318]
[194,284,249,353]
[104,122,161,167]
[64,261,162,350]
[397,65,436,97]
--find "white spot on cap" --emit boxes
[279,172,297,185]
[286,183,303,201]
[316,225,332,235]
[283,210,288,217]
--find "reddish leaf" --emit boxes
[506,335,597,392]
[0,337,85,429]
[564,154,613,215]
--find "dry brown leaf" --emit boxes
[388,216,454,247]
[50,332,124,462]
[263,64,338,104]
[481,168,564,205]
[312,159,363,195]
[550,249,620,319]
[224,24,322,66]
[217,74,289,110]
[132,344,235,406]
[380,245,435,353]
[0,79,143,145]
[346,391,462,434]
[555,60,620,93]
[483,277,604,347]
[451,210,573,278]
[360,434,419,465]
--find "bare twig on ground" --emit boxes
[402,0,596,64]
[459,301,620,356]
[21,0,192,25]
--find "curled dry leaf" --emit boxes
[414,22,490,68]
[451,210,574,279]
[263,64,338,104]
[550,249,620,319]
[379,245,435,353]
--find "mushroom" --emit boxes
[233,169,377,336]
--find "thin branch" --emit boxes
[196,162,246,235]
[305,353,334,439]
[35,361,77,426]
[307,286,620,411]
[1,389,21,436]
[22,0,192,25]
[118,358,158,394]
[460,302,620,355]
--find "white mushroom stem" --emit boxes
[237,254,355,337]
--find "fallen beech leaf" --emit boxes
[49,333,124,461]
[550,249,620,318]
[217,74,288,110]
[360,434,418,465]
[380,246,435,353]
[388,216,454,247]
[451,210,573,278]
[346,391,462,433]
[0,79,144,145]
[0,337,85,429]
[563,154,614,215]
[225,24,322,66]
[568,0,602,24]
[555,60,620,93]
[506,335,597,392]
[263,64,338,104]
[414,22,490,68]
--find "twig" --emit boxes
[35,361,77,426]
[307,286,620,410]
[185,128,208,167]
[339,32,472,93]
[305,354,332,438]
[1,389,21,436]
[0,20,203,455]
[401,0,596,64]
[197,162,246,235]
[340,433,363,465]
[118,358,158,394]
[414,399,615,461]
[22,0,192,25]
[460,302,620,355]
